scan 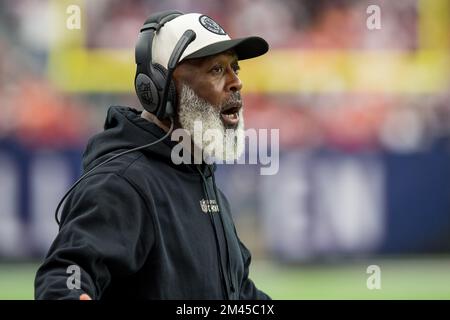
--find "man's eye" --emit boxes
[211,66,224,74]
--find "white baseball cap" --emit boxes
[152,12,269,68]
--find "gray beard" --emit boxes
[177,84,245,162]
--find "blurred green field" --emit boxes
[1,257,449,299]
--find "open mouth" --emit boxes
[220,105,241,127]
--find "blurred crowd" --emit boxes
[1,0,450,260]
[0,0,449,152]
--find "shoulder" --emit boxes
[77,151,175,206]
[84,151,164,184]
[60,167,153,227]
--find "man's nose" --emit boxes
[226,67,243,93]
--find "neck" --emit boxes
[141,110,196,158]
[141,110,171,132]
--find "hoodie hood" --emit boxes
[82,106,214,176]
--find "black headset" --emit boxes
[55,11,196,225]
[135,10,196,120]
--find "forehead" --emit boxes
[181,50,239,67]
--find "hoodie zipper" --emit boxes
[196,165,232,300]
[211,168,236,295]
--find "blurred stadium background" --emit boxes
[0,0,450,299]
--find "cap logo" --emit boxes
[199,15,227,35]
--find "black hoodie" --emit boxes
[34,106,270,300]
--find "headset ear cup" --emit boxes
[135,73,159,113]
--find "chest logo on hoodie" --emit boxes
[200,199,219,213]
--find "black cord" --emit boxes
[54,118,174,226]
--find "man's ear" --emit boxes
[172,68,183,97]
[169,74,182,129]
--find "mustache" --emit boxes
[221,92,242,110]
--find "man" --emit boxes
[35,11,270,300]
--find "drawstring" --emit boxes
[196,165,230,300]
[211,168,235,294]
